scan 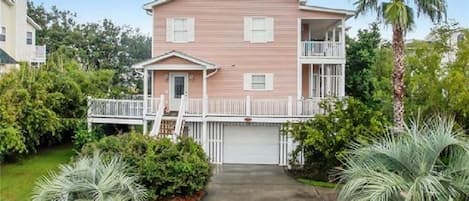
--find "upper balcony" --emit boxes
[300,19,346,61]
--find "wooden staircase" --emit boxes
[157,116,186,137]
[150,95,187,141]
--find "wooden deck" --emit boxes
[87,96,324,125]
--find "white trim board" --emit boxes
[133,50,217,69]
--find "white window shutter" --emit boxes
[266,17,274,42]
[266,73,274,90]
[166,18,174,42]
[244,17,252,41]
[243,73,252,90]
[188,17,195,42]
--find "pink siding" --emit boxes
[151,0,345,98]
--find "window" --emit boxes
[0,26,6,42]
[174,18,188,42]
[251,18,267,43]
[244,73,274,91]
[244,17,274,43]
[167,17,195,43]
[26,32,33,45]
[251,74,266,89]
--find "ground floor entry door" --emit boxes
[169,73,188,111]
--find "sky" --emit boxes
[32,0,469,40]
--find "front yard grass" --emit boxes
[0,144,74,201]
[297,178,339,189]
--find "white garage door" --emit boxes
[224,126,279,164]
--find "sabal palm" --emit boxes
[337,117,469,200]
[354,0,447,131]
[32,152,147,201]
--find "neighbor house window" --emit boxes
[26,32,33,45]
[0,26,6,42]
[244,17,274,43]
[243,73,274,91]
[166,17,195,43]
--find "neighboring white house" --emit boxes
[0,0,46,73]
[425,29,466,64]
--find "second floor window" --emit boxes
[244,17,274,43]
[26,32,33,45]
[166,17,195,43]
[0,26,6,42]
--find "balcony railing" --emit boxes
[88,98,144,118]
[31,45,46,63]
[301,41,344,57]
[88,96,325,119]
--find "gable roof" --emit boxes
[27,16,42,30]
[132,50,217,69]
[0,48,17,64]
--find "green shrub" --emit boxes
[72,122,104,150]
[285,97,389,181]
[81,133,211,200]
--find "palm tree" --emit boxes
[337,116,469,200]
[354,0,447,131]
[32,152,148,201]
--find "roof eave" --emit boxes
[299,5,355,19]
[143,0,171,12]
[27,16,42,30]
[132,50,218,70]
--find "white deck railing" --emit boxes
[173,95,187,138]
[88,96,326,119]
[150,95,165,137]
[32,45,47,63]
[88,98,144,118]
[207,97,246,116]
[147,97,162,114]
[301,41,343,57]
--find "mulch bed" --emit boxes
[159,191,206,201]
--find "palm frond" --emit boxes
[337,116,469,201]
[413,0,447,23]
[354,0,380,16]
[31,152,147,201]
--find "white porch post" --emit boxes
[341,18,346,56]
[202,69,208,152]
[87,96,92,132]
[341,18,346,96]
[143,68,148,134]
[309,64,313,97]
[321,64,325,98]
[341,63,346,96]
[297,18,303,114]
[332,27,336,44]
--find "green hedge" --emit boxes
[80,133,211,200]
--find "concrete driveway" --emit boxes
[204,165,337,201]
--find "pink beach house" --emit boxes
[87,0,354,165]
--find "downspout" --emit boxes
[206,67,219,78]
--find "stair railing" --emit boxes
[172,95,187,141]
[150,94,165,137]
